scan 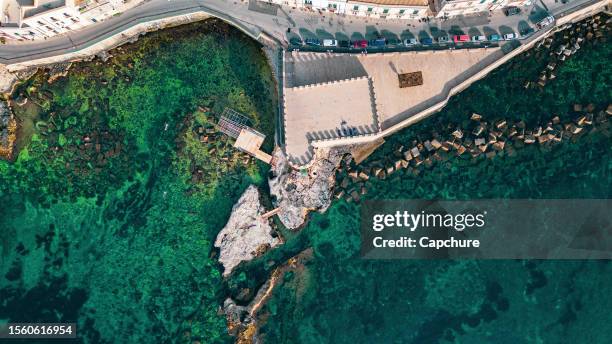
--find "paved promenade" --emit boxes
[0,0,598,65]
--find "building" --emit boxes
[0,0,139,41]
[1,0,85,40]
[275,0,348,14]
[276,0,432,19]
[273,0,532,19]
[347,0,432,19]
[435,0,507,18]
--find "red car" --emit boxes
[453,35,470,43]
[353,39,368,48]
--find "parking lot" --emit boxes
[280,0,554,49]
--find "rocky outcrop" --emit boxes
[46,62,73,84]
[223,248,314,343]
[223,298,252,338]
[214,185,280,277]
[269,147,348,230]
[0,100,16,160]
[0,65,18,95]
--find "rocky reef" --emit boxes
[223,248,314,343]
[215,185,281,277]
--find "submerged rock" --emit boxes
[214,185,280,277]
[223,298,251,337]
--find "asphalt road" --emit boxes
[0,0,262,64]
[0,0,598,64]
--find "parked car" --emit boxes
[404,38,418,46]
[471,35,487,42]
[304,38,321,46]
[323,39,338,47]
[503,33,516,40]
[338,40,351,48]
[453,35,470,43]
[387,38,402,46]
[537,15,555,29]
[437,35,450,43]
[504,7,521,16]
[289,37,302,46]
[353,39,368,48]
[488,34,501,42]
[369,38,387,47]
[420,37,433,45]
[519,27,535,36]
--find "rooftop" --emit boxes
[1,0,23,23]
[234,128,272,164]
[350,0,430,6]
[23,0,67,19]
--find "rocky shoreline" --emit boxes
[0,101,17,160]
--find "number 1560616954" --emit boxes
[0,323,76,339]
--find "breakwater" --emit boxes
[335,104,611,203]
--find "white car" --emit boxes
[503,33,516,40]
[403,38,418,46]
[323,39,338,47]
[437,36,450,44]
[471,35,487,42]
[537,16,555,29]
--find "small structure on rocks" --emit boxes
[218,108,272,164]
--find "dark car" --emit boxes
[353,39,368,48]
[304,38,321,46]
[519,27,535,36]
[387,38,402,46]
[338,40,350,48]
[368,38,387,47]
[420,37,433,45]
[289,37,302,46]
[504,7,521,16]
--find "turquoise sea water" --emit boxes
[255,16,612,343]
[0,14,609,344]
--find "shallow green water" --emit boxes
[0,21,276,343]
[257,18,612,343]
[0,14,610,344]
